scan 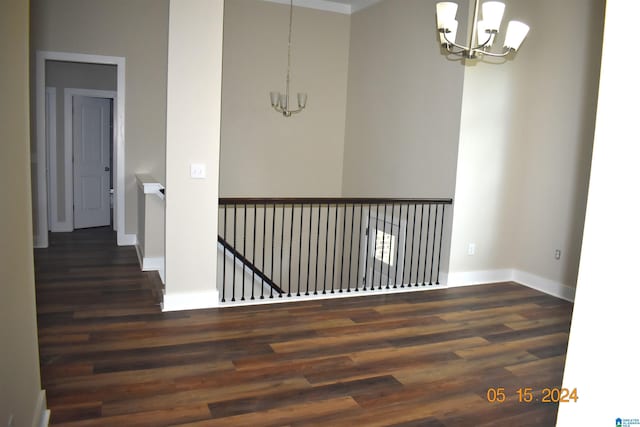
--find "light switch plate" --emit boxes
[190,163,206,179]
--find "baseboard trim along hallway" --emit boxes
[446,269,576,302]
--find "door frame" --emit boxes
[64,89,117,231]
[45,86,59,231]
[35,51,129,247]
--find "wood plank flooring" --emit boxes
[34,227,573,426]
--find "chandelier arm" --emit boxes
[474,32,496,50]
[441,31,469,54]
[476,48,513,58]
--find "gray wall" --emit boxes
[341,0,467,198]
[220,0,350,197]
[341,0,468,277]
[31,0,170,234]
[449,0,605,287]
[45,60,117,224]
[0,0,44,425]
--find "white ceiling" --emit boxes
[262,0,383,15]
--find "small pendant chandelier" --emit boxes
[436,0,530,60]
[270,0,307,117]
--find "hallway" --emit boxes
[34,228,572,426]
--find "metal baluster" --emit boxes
[222,205,226,303]
[306,204,312,296]
[355,204,363,292]
[251,204,256,300]
[261,204,266,299]
[408,204,417,287]
[314,205,321,295]
[279,205,285,298]
[271,204,276,299]
[416,204,425,286]
[401,204,409,288]
[393,205,403,289]
[242,204,247,301]
[232,204,237,302]
[348,204,355,292]
[387,204,395,289]
[323,204,329,295]
[331,204,338,293]
[436,205,446,285]
[288,204,294,297]
[363,206,371,290]
[378,204,386,290]
[297,204,303,297]
[429,204,438,285]
[423,204,432,285]
[339,204,347,293]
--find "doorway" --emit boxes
[34,51,127,247]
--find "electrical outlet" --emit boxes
[468,243,476,256]
[554,249,561,260]
[190,163,206,179]
[8,414,14,427]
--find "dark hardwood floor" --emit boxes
[34,227,573,426]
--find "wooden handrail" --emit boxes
[219,197,453,205]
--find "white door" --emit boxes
[73,96,112,229]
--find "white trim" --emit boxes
[64,89,117,232]
[262,0,350,14]
[142,256,164,271]
[260,0,382,14]
[120,233,137,246]
[45,87,57,232]
[136,174,165,200]
[162,290,220,312]
[349,0,383,13]
[35,51,126,247]
[31,390,49,427]
[135,244,165,272]
[445,268,576,302]
[446,269,514,287]
[512,270,576,302]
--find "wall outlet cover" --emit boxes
[190,163,206,179]
[468,243,476,256]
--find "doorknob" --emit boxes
[104,166,110,172]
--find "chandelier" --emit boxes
[436,0,530,59]
[270,0,307,117]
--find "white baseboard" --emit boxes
[142,256,164,272]
[118,233,136,246]
[135,244,165,286]
[50,221,72,233]
[513,270,575,302]
[135,243,144,268]
[446,268,575,302]
[33,235,48,249]
[162,290,220,312]
[445,269,514,287]
[32,389,49,427]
